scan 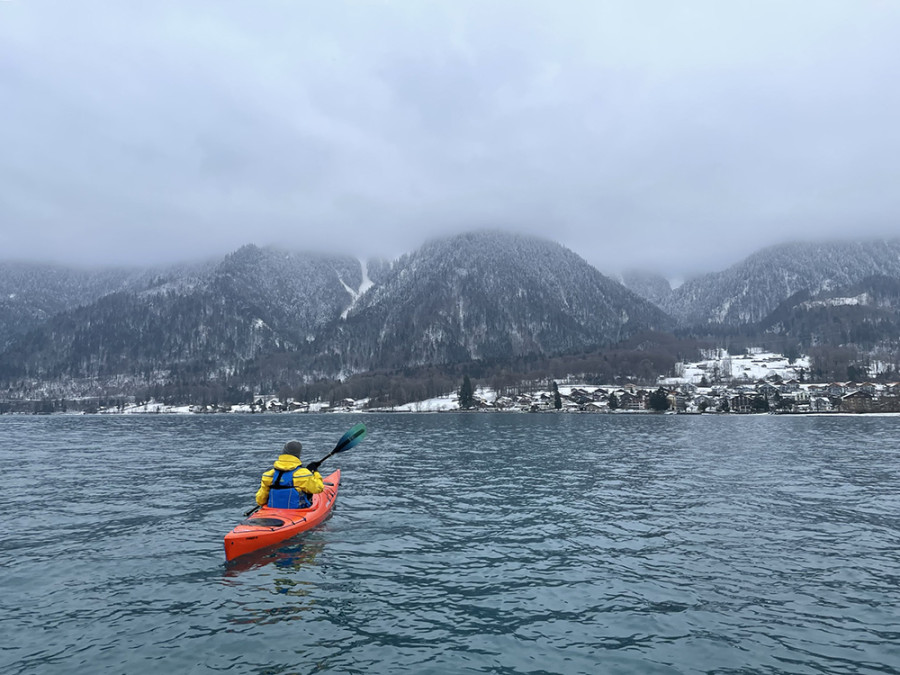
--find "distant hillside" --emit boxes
[759,275,900,351]
[619,270,674,308]
[661,239,900,326]
[0,246,363,384]
[306,231,675,375]
[0,262,153,349]
[4,233,900,404]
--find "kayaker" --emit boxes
[255,440,324,509]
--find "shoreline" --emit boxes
[3,408,899,417]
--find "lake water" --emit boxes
[1,412,899,674]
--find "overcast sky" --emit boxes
[1,1,899,278]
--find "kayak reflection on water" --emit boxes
[222,540,326,624]
[222,538,326,578]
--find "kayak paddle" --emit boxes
[306,422,367,472]
[243,423,367,516]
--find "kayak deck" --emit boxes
[224,469,340,561]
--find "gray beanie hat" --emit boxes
[283,440,302,457]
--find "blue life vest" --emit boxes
[267,468,312,509]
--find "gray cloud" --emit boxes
[1,0,899,278]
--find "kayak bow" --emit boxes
[224,469,340,561]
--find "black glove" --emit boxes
[306,461,320,473]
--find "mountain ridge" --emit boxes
[3,232,900,403]
[305,230,675,377]
[0,245,363,384]
[654,239,900,326]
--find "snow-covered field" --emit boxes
[388,386,503,412]
[661,348,811,386]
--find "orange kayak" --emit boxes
[224,470,340,561]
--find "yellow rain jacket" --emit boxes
[255,454,324,506]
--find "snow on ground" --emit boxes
[801,293,869,309]
[388,386,496,412]
[118,401,193,414]
[340,259,376,319]
[663,348,810,386]
[391,393,458,412]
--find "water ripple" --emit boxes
[2,413,899,673]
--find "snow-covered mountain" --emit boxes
[0,246,364,384]
[760,275,900,350]
[306,231,675,375]
[618,270,674,309]
[4,233,900,400]
[0,232,675,393]
[657,239,900,327]
[0,262,152,350]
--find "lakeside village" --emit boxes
[14,349,900,415]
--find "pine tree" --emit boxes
[552,381,562,410]
[648,387,670,412]
[459,375,475,410]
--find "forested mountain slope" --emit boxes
[307,231,675,375]
[0,246,363,382]
[659,239,900,326]
[0,262,153,349]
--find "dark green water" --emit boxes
[1,413,898,674]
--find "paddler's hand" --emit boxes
[306,461,320,473]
